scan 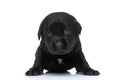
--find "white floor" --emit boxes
[24,68,101,80]
[24,73,99,80]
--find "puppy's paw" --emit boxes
[83,69,100,76]
[25,67,43,76]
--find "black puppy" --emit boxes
[26,12,100,76]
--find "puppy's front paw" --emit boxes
[25,67,43,76]
[83,69,100,75]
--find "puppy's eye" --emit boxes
[64,29,70,35]
[47,31,53,37]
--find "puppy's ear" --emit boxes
[38,20,45,40]
[74,20,82,35]
[38,25,42,40]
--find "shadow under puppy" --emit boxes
[26,12,100,76]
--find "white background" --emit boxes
[0,0,120,80]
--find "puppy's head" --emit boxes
[38,12,82,55]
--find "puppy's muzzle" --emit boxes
[51,37,71,55]
[52,36,67,50]
[55,41,63,49]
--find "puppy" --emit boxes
[25,12,100,76]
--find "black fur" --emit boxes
[25,12,100,76]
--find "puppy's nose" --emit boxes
[55,41,63,49]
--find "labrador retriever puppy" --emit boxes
[25,12,100,76]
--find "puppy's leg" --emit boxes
[25,46,43,76]
[75,50,100,75]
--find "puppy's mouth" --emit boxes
[53,50,67,55]
[47,38,73,55]
[52,43,68,55]
[49,47,73,55]
[47,45,73,55]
